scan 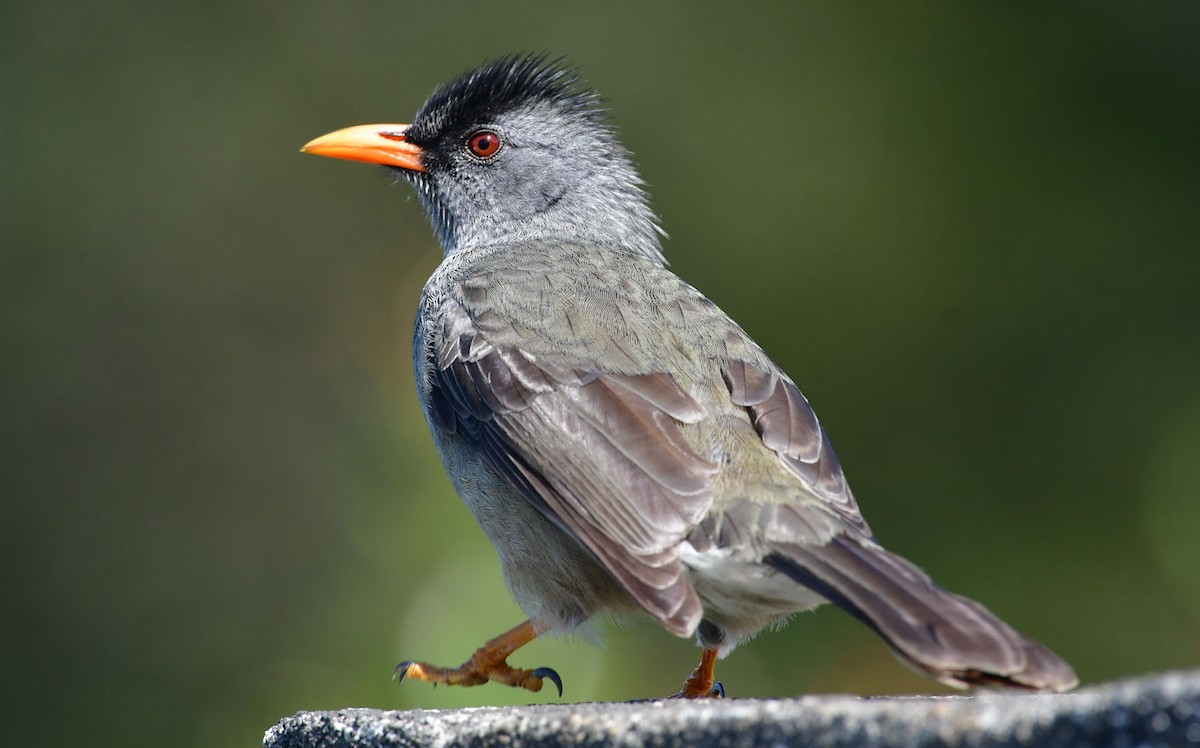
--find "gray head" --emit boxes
[304,55,665,263]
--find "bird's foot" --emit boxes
[670,648,726,699]
[392,620,563,696]
[394,659,562,696]
[670,680,726,699]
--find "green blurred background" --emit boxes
[4,2,1199,746]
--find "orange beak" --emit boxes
[301,123,427,172]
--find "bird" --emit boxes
[301,54,1078,699]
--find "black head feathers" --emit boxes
[407,55,601,146]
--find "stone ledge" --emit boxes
[265,669,1200,747]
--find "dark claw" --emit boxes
[392,661,414,684]
[710,681,726,698]
[532,666,563,697]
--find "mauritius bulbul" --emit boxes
[302,55,1077,698]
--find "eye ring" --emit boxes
[467,130,503,160]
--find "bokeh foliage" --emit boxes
[3,2,1198,746]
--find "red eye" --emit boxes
[468,130,502,159]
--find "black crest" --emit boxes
[407,54,601,145]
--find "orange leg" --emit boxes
[672,648,726,699]
[394,620,562,696]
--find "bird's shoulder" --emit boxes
[419,240,744,376]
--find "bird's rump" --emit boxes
[723,359,870,536]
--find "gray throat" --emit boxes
[401,152,667,264]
